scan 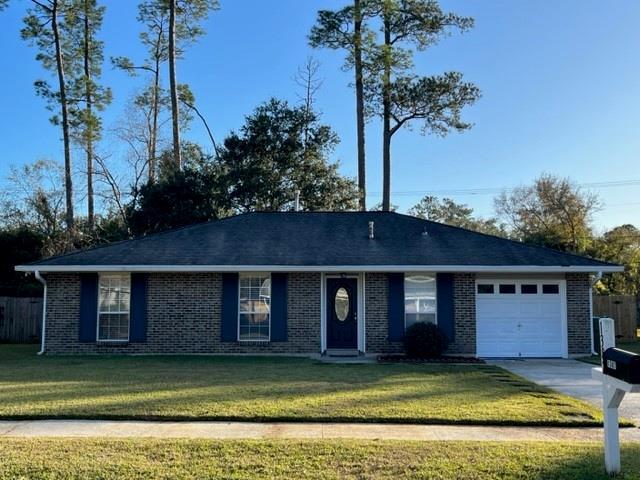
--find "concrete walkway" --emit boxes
[490,359,640,425]
[1,420,640,442]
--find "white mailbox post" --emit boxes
[591,317,640,475]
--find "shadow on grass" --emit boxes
[0,344,608,426]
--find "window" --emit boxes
[521,284,538,294]
[477,284,494,294]
[499,284,516,294]
[97,274,130,342]
[238,273,271,341]
[542,284,560,294]
[334,287,349,322]
[404,275,436,329]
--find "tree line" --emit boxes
[0,1,636,297]
[2,0,481,235]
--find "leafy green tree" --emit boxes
[366,0,480,211]
[370,202,398,212]
[66,0,111,228]
[495,174,600,253]
[127,156,228,235]
[310,1,377,211]
[217,99,358,212]
[0,228,45,296]
[21,0,78,230]
[590,225,640,295]
[128,100,359,234]
[409,195,505,235]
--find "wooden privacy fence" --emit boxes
[593,295,638,341]
[0,297,42,343]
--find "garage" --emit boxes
[475,279,567,358]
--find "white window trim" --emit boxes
[404,273,438,330]
[96,273,131,343]
[237,272,271,342]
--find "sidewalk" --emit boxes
[1,420,640,442]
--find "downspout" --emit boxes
[589,271,603,355]
[35,271,47,355]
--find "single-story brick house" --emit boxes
[16,211,622,357]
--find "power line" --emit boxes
[366,179,640,198]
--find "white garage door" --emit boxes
[476,279,567,358]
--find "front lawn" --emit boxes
[2,438,640,479]
[0,345,603,425]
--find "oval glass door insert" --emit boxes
[335,287,349,321]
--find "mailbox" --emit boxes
[602,348,640,384]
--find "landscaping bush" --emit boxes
[404,323,448,358]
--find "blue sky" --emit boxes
[1,0,639,231]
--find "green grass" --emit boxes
[1,438,640,479]
[577,340,640,365]
[0,344,604,426]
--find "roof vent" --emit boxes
[294,190,301,212]
[368,221,375,239]
[422,227,429,237]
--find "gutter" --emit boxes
[34,271,47,355]
[14,264,625,273]
[589,271,604,355]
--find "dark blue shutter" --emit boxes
[270,273,287,342]
[437,273,455,342]
[129,273,148,342]
[221,273,239,342]
[388,273,405,342]
[79,273,98,342]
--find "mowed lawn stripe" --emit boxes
[1,439,640,480]
[0,345,604,425]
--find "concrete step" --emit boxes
[326,349,360,357]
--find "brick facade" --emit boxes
[448,273,477,355]
[44,272,320,355]
[566,272,591,355]
[364,273,402,354]
[42,271,592,356]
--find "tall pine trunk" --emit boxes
[149,58,160,183]
[168,0,181,169]
[52,0,75,230]
[148,29,163,184]
[354,0,366,211]
[381,4,392,212]
[83,0,94,228]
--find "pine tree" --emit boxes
[22,0,77,231]
[66,0,111,228]
[310,1,376,211]
[367,0,480,211]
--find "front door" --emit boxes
[326,277,358,349]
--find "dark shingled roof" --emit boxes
[20,212,619,270]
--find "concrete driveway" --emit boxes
[490,359,640,425]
